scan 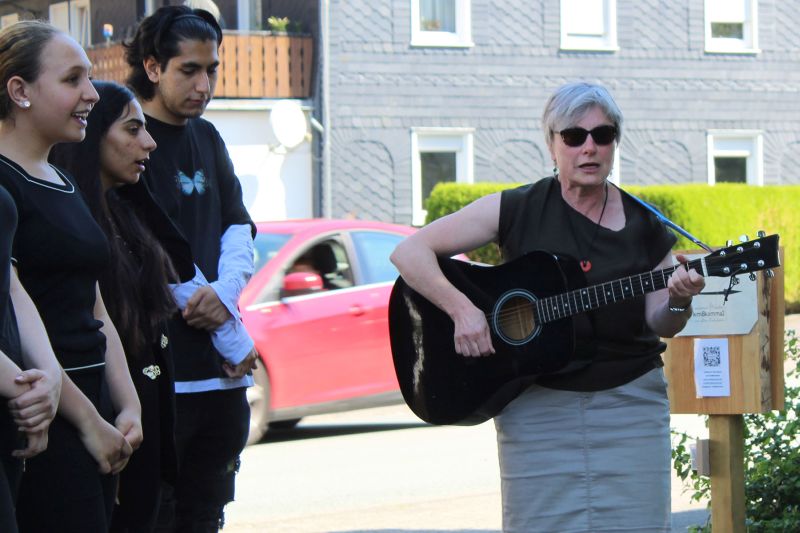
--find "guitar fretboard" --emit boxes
[534,258,707,324]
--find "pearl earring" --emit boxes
[553,165,559,178]
[20,101,30,109]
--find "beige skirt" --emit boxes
[494,368,671,533]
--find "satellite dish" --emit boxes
[269,100,308,149]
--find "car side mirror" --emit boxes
[281,271,324,298]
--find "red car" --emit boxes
[240,219,416,444]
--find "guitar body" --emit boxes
[389,251,593,426]
[389,233,780,426]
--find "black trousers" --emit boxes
[156,388,249,533]
[16,371,117,533]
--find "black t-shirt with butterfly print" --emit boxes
[141,115,254,384]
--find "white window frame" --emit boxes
[704,0,759,54]
[560,0,618,51]
[706,130,763,186]
[411,127,474,226]
[49,0,91,46]
[0,13,20,29]
[411,0,473,48]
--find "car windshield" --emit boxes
[253,232,292,271]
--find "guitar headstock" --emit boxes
[704,232,780,278]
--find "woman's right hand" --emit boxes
[452,302,495,357]
[78,416,133,474]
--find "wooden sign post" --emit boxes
[663,250,784,532]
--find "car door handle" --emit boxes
[349,305,365,316]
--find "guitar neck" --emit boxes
[535,257,707,324]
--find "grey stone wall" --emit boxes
[325,0,800,224]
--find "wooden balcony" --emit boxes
[86,31,313,99]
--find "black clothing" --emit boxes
[155,389,248,533]
[141,115,253,384]
[0,155,109,372]
[498,177,676,392]
[0,184,21,533]
[143,114,252,530]
[16,372,117,533]
[0,184,21,368]
[109,180,190,533]
[0,155,115,531]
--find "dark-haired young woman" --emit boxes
[51,80,194,533]
[0,20,142,532]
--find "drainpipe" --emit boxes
[321,0,332,218]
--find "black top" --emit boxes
[141,115,254,383]
[499,177,676,391]
[0,154,109,371]
[0,184,22,367]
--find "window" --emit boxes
[705,0,759,53]
[411,0,473,48]
[0,13,19,29]
[560,0,617,51]
[49,0,91,46]
[411,128,474,226]
[706,132,763,185]
[351,231,405,284]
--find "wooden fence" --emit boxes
[86,31,314,99]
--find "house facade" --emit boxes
[3,1,799,226]
[314,0,800,225]
[0,0,316,221]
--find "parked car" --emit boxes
[240,218,416,444]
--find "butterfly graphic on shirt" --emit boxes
[177,170,207,196]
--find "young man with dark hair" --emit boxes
[124,6,257,531]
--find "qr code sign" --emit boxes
[702,345,721,367]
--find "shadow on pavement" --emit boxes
[672,508,710,531]
[254,421,430,444]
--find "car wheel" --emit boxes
[268,418,302,430]
[246,363,270,445]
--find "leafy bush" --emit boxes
[672,330,800,532]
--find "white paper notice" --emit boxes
[694,338,731,397]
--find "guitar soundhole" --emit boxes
[493,290,539,345]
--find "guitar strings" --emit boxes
[476,251,752,323]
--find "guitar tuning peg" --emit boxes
[739,234,749,243]
[757,230,766,238]
[765,269,775,279]
[726,240,734,247]
[749,272,757,282]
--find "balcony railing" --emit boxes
[86,31,313,99]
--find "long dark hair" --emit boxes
[124,5,222,100]
[49,80,177,358]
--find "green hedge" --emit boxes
[424,182,800,311]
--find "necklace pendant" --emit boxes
[580,260,592,272]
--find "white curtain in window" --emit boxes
[420,0,456,32]
[563,0,605,36]
[707,0,746,22]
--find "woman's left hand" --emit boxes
[668,253,706,305]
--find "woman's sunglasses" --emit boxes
[557,125,617,147]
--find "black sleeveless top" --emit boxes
[0,184,22,367]
[0,154,109,372]
[498,177,676,391]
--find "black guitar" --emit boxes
[389,234,780,426]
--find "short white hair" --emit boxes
[541,82,623,149]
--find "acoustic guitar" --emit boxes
[389,234,780,425]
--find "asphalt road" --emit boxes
[223,405,710,532]
[224,315,800,532]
